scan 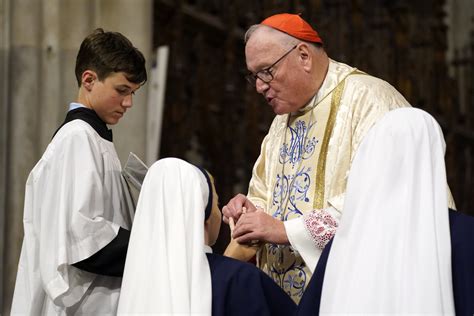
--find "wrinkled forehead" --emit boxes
[245,28,287,71]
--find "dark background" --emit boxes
[153,0,474,253]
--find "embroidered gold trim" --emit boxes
[314,69,363,209]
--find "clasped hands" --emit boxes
[222,194,289,245]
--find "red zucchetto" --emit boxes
[261,13,323,44]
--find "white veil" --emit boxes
[320,108,455,315]
[117,158,212,315]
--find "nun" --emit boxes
[117,158,296,315]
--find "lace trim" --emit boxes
[303,210,338,249]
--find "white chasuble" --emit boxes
[11,120,133,315]
[245,59,412,303]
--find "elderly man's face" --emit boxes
[245,32,308,115]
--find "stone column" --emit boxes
[4,1,43,313]
[0,0,10,310]
[1,0,151,313]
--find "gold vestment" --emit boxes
[227,59,413,302]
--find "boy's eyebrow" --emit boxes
[116,84,140,93]
[116,84,132,89]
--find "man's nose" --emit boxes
[255,78,269,94]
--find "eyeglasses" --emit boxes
[245,45,298,85]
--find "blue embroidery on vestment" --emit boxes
[279,119,317,167]
[265,118,318,300]
[267,245,307,299]
[272,167,311,220]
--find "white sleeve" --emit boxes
[284,207,340,272]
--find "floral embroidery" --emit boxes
[303,210,338,249]
[279,119,318,167]
[266,244,307,300]
[271,167,311,220]
[265,116,320,303]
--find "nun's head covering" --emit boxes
[320,108,455,314]
[118,157,214,315]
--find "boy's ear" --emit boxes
[82,70,97,90]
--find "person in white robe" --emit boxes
[318,108,455,314]
[117,157,296,316]
[11,28,147,315]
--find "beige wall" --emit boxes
[0,0,151,312]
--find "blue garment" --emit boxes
[206,253,296,316]
[449,210,474,316]
[296,209,474,316]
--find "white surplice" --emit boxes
[320,108,455,315]
[11,120,134,315]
